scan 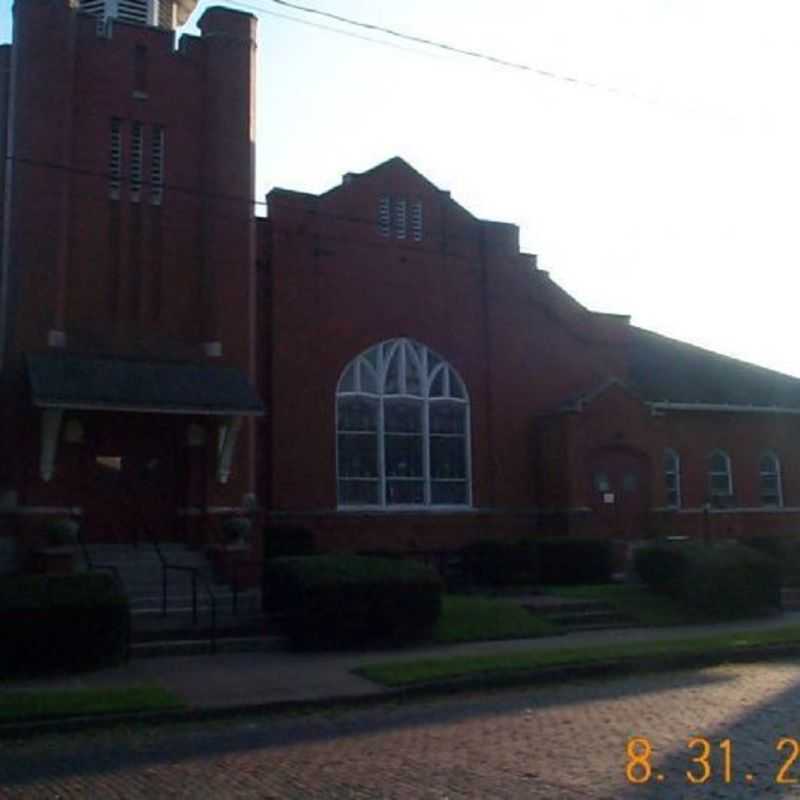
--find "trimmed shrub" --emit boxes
[263,526,316,560]
[264,555,443,648]
[0,573,130,674]
[537,537,614,585]
[634,542,692,594]
[635,541,781,620]
[461,539,539,587]
[739,536,800,586]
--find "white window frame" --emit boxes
[663,448,681,508]
[709,449,733,500]
[759,450,783,507]
[336,338,471,510]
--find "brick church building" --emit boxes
[2,0,800,570]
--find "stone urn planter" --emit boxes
[35,517,80,575]
[209,517,259,589]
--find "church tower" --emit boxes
[0,0,261,544]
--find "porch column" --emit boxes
[216,415,243,484]
[40,408,63,482]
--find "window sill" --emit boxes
[336,505,474,515]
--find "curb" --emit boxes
[2,641,800,740]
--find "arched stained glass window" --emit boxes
[759,451,783,507]
[336,338,471,508]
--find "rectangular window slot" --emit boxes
[378,195,391,237]
[130,121,143,202]
[150,126,164,206]
[411,200,423,241]
[394,198,407,239]
[109,117,122,200]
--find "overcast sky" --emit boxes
[3,1,800,376]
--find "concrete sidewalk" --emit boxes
[5,611,800,712]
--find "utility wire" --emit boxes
[266,0,613,93]
[227,0,445,60]
[240,0,739,121]
[6,154,506,252]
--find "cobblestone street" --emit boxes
[5,660,800,798]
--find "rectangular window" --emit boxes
[150,126,164,205]
[384,398,423,505]
[109,118,122,200]
[337,397,379,506]
[430,402,467,505]
[130,121,143,201]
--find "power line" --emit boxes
[239,0,739,121]
[7,154,509,253]
[265,0,613,92]
[227,1,445,60]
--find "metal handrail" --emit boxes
[152,539,218,653]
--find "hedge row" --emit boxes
[460,537,613,587]
[635,541,781,620]
[264,555,442,649]
[0,573,130,674]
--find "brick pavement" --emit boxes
[5,661,800,798]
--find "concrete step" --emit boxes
[129,596,261,615]
[131,635,283,659]
[131,613,268,642]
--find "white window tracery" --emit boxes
[336,338,470,508]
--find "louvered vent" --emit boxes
[78,0,192,29]
[378,196,424,242]
[109,118,122,200]
[150,126,164,205]
[411,201,423,242]
[130,122,143,201]
[79,0,106,17]
[117,0,149,25]
[378,196,391,237]
[393,198,407,240]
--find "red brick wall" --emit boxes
[1,0,259,539]
[264,159,632,548]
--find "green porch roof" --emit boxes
[27,353,264,415]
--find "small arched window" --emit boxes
[759,452,783,507]
[709,450,733,502]
[663,449,680,508]
[336,338,470,508]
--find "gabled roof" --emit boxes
[321,156,477,219]
[628,327,800,410]
[557,377,643,412]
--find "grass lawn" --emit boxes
[432,594,556,644]
[546,583,690,626]
[359,625,800,688]
[0,685,184,723]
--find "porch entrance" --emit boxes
[84,414,180,544]
[587,446,651,541]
